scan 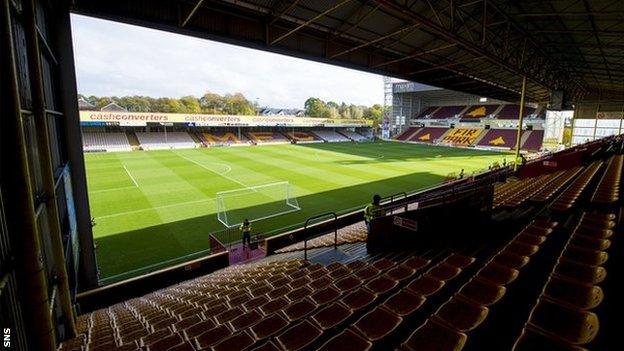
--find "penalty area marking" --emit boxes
[95,196,216,220]
[123,165,139,187]
[91,186,137,194]
[175,152,247,188]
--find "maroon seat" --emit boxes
[249,312,289,341]
[167,341,195,351]
[402,256,431,271]
[311,302,353,330]
[504,242,539,257]
[443,254,475,269]
[543,276,603,310]
[229,310,263,330]
[285,286,312,302]
[386,265,417,283]
[334,276,363,293]
[328,266,351,280]
[372,258,396,271]
[340,287,378,312]
[212,331,255,351]
[458,277,506,306]
[275,320,323,351]
[250,341,281,351]
[145,333,183,351]
[346,260,367,271]
[353,266,380,281]
[553,259,606,285]
[182,319,216,339]
[401,319,467,351]
[317,329,373,351]
[562,246,608,266]
[308,276,332,290]
[351,306,402,342]
[365,275,398,295]
[406,275,445,297]
[529,299,599,344]
[426,263,461,281]
[215,307,244,325]
[193,325,232,350]
[283,298,317,321]
[477,262,519,285]
[434,296,489,332]
[259,297,289,316]
[243,296,269,311]
[309,286,341,305]
[512,327,589,351]
[516,233,546,246]
[288,276,312,289]
[140,329,172,347]
[494,252,530,269]
[381,289,425,317]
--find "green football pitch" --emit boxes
[85,141,507,281]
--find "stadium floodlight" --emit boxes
[216,181,300,227]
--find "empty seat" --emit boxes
[317,329,372,351]
[182,319,216,339]
[402,256,430,271]
[334,276,362,293]
[401,319,467,351]
[215,307,244,325]
[504,242,539,257]
[443,254,475,269]
[386,265,417,283]
[285,286,312,302]
[145,333,183,351]
[365,275,398,295]
[229,310,263,330]
[275,320,323,351]
[574,226,613,239]
[310,286,341,305]
[243,296,270,311]
[529,299,599,345]
[308,276,332,290]
[544,277,603,310]
[311,302,353,331]
[340,288,378,312]
[406,275,445,297]
[193,325,232,350]
[434,296,489,332]
[346,260,366,271]
[371,258,396,271]
[459,277,506,306]
[351,306,402,342]
[283,298,317,322]
[562,246,608,266]
[249,313,289,341]
[259,297,289,316]
[426,263,462,281]
[381,289,425,317]
[494,252,530,269]
[512,327,589,351]
[212,331,255,351]
[516,233,546,245]
[570,234,611,251]
[250,341,281,351]
[353,266,380,281]
[478,262,519,285]
[554,259,606,285]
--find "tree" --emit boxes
[200,92,224,114]
[179,96,201,113]
[304,97,327,117]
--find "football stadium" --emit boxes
[2,1,623,351]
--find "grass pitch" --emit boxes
[85,141,506,281]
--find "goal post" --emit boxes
[216,181,300,227]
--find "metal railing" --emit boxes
[303,212,337,261]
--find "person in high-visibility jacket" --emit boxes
[240,219,252,248]
[364,194,385,234]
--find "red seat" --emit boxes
[353,266,380,281]
[434,296,489,332]
[365,275,398,295]
[340,287,378,312]
[443,254,475,269]
[212,331,255,351]
[372,258,396,271]
[275,320,323,351]
[512,327,589,351]
[317,329,372,351]
[250,340,281,351]
[459,277,506,306]
[214,307,244,325]
[543,277,603,310]
[193,325,232,350]
[259,297,289,316]
[401,319,467,351]
[283,298,317,321]
[249,312,289,341]
[182,319,216,339]
[478,262,519,285]
[308,276,332,290]
[351,306,402,342]
[229,310,263,330]
[553,259,606,285]
[285,286,312,302]
[145,333,183,351]
[494,252,530,269]
[402,256,430,271]
[243,296,269,311]
[426,263,461,281]
[334,276,363,293]
[406,275,445,297]
[309,286,341,305]
[381,289,425,317]
[529,299,599,345]
[386,265,417,283]
[311,302,353,330]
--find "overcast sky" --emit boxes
[70,14,385,109]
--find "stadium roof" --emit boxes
[72,0,623,104]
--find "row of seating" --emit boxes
[399,219,558,350]
[531,167,582,203]
[82,132,132,152]
[494,172,563,209]
[550,161,603,211]
[512,212,616,350]
[590,155,622,205]
[274,222,367,254]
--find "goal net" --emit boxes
[216,181,300,227]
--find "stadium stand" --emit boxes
[416,106,439,119]
[477,129,521,149]
[135,132,197,150]
[431,105,467,119]
[440,128,483,146]
[339,130,369,142]
[246,131,290,144]
[82,132,132,152]
[285,131,322,143]
[395,127,421,141]
[522,130,545,151]
[408,127,449,143]
[497,105,537,120]
[462,105,500,119]
[311,129,351,142]
[200,132,249,146]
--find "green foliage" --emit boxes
[304,97,382,123]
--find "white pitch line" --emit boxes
[123,165,139,187]
[175,152,248,188]
[96,196,215,219]
[91,186,137,194]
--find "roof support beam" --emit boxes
[180,0,205,27]
[270,0,353,45]
[330,23,420,59]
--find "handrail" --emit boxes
[0,270,10,298]
[303,212,338,261]
[49,284,58,317]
